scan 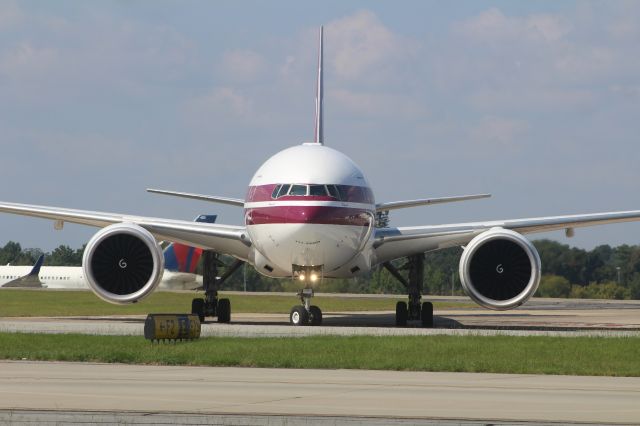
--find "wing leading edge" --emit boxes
[0,201,251,261]
[376,194,491,212]
[147,188,245,207]
[373,210,640,264]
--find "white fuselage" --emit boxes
[244,143,376,279]
[0,266,202,290]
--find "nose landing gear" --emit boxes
[290,288,323,326]
[289,265,323,326]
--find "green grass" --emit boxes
[0,289,473,317]
[1,333,638,376]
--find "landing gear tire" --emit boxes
[290,305,309,326]
[395,301,408,326]
[421,301,433,328]
[309,305,322,326]
[191,298,205,323]
[217,298,231,323]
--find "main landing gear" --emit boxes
[289,288,322,326]
[191,251,244,324]
[383,253,434,328]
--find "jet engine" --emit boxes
[459,228,540,310]
[82,223,164,304]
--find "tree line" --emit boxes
[1,239,639,299]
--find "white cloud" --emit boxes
[455,8,571,43]
[468,116,529,149]
[325,10,417,82]
[330,88,428,120]
[554,46,616,79]
[0,1,23,29]
[186,87,254,119]
[221,49,266,81]
[609,85,640,98]
[0,42,59,78]
[0,12,196,106]
[468,87,595,112]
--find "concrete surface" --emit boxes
[0,362,638,424]
[2,296,640,338]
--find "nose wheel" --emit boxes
[289,288,322,326]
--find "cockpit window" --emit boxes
[327,185,340,199]
[271,184,290,199]
[277,184,290,198]
[336,185,351,201]
[289,184,307,196]
[269,183,372,202]
[271,184,282,199]
[309,185,327,196]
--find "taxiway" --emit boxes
[1,296,638,424]
[0,361,638,425]
[1,296,639,338]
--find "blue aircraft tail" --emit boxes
[28,254,45,276]
[163,215,217,273]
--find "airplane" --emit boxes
[0,215,218,291]
[0,252,202,291]
[2,26,640,327]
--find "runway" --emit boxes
[1,297,638,424]
[0,361,638,425]
[1,296,639,338]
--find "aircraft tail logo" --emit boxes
[163,215,217,273]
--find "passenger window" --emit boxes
[271,185,282,199]
[289,185,307,196]
[277,184,291,198]
[309,185,327,196]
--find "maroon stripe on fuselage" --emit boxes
[245,206,372,226]
[246,184,374,204]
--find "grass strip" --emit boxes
[0,333,638,377]
[0,289,472,317]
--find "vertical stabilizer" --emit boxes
[313,26,324,145]
[163,215,217,273]
[2,254,45,288]
[28,254,45,276]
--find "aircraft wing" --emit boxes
[373,210,640,264]
[376,194,490,212]
[0,201,251,261]
[147,188,245,207]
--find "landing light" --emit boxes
[299,274,306,281]
[310,273,318,282]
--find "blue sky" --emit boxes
[1,0,639,251]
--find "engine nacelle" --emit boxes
[459,228,541,310]
[82,223,164,304]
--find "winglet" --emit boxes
[313,26,324,145]
[28,254,45,276]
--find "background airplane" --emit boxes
[1,28,640,327]
[0,215,217,291]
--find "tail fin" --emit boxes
[2,254,45,288]
[163,215,217,273]
[28,254,45,276]
[313,26,324,145]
